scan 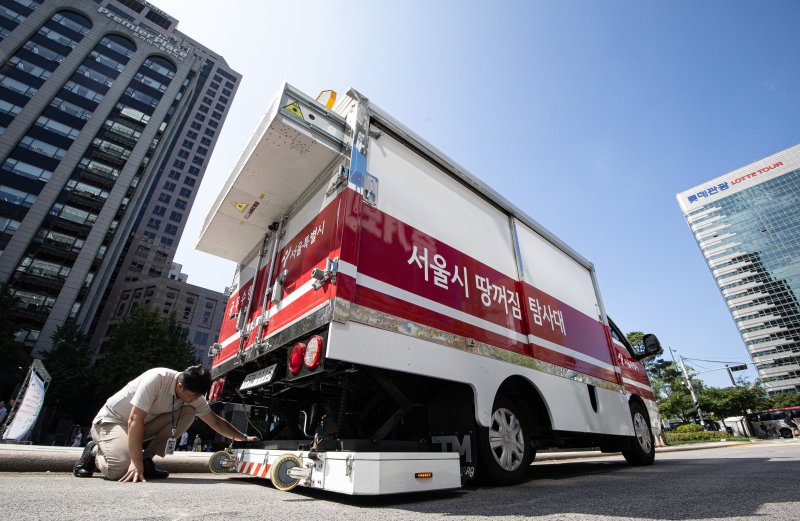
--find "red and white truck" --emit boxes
[197,83,662,494]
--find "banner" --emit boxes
[2,372,45,441]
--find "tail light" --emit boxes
[304,335,324,369]
[288,342,306,375]
[208,378,225,402]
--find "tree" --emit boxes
[95,304,197,400]
[699,384,768,419]
[767,391,800,409]
[42,319,93,423]
[0,284,30,400]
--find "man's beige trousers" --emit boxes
[91,406,195,480]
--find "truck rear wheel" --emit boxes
[477,396,532,485]
[622,401,655,466]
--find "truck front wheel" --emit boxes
[477,396,532,485]
[622,401,655,466]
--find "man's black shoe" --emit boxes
[73,441,96,478]
[142,457,169,479]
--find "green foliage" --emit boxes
[95,304,197,399]
[699,384,768,419]
[42,319,93,423]
[626,331,644,349]
[0,285,30,399]
[766,391,800,409]
[675,423,703,433]
[665,431,748,444]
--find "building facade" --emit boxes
[102,263,228,368]
[677,145,800,394]
[0,0,239,358]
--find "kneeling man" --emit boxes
[74,365,258,482]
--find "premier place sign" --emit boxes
[97,6,191,61]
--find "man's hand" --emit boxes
[245,435,260,442]
[119,461,146,483]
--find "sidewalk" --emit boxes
[0,439,764,474]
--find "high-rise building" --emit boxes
[677,145,800,395]
[0,0,240,358]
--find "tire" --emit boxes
[477,396,533,485]
[780,428,793,439]
[622,401,655,466]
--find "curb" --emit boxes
[0,439,764,473]
[0,444,214,473]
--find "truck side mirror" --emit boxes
[636,334,663,360]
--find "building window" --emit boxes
[169,211,182,222]
[157,193,171,203]
[187,130,198,139]
[175,199,187,210]
[146,218,161,229]
[153,205,166,216]
[173,160,185,168]
[198,104,209,113]
[165,224,178,235]
[168,169,181,180]
[163,181,176,191]
[191,156,203,166]
[179,187,191,197]
[160,236,173,246]
[204,128,215,137]
[190,121,201,130]
[177,149,189,159]
[188,166,200,175]
[183,177,196,187]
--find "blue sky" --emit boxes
[152,0,800,388]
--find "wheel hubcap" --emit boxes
[489,407,526,471]
[633,412,652,453]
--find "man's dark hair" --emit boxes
[179,365,212,395]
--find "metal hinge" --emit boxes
[326,165,349,196]
[362,173,378,206]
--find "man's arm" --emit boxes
[200,412,259,442]
[119,406,148,483]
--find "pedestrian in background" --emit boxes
[0,400,8,425]
[193,433,202,452]
[785,412,800,438]
[71,431,83,447]
[178,430,188,451]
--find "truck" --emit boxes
[196,83,663,494]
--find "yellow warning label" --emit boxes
[231,202,248,212]
[283,101,304,120]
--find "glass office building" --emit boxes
[0,0,239,357]
[677,145,800,394]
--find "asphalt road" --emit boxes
[4,439,800,520]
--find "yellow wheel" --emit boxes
[270,453,303,491]
[208,450,236,474]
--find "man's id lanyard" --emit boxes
[164,396,183,456]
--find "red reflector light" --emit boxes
[208,378,224,401]
[288,342,306,375]
[304,335,324,369]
